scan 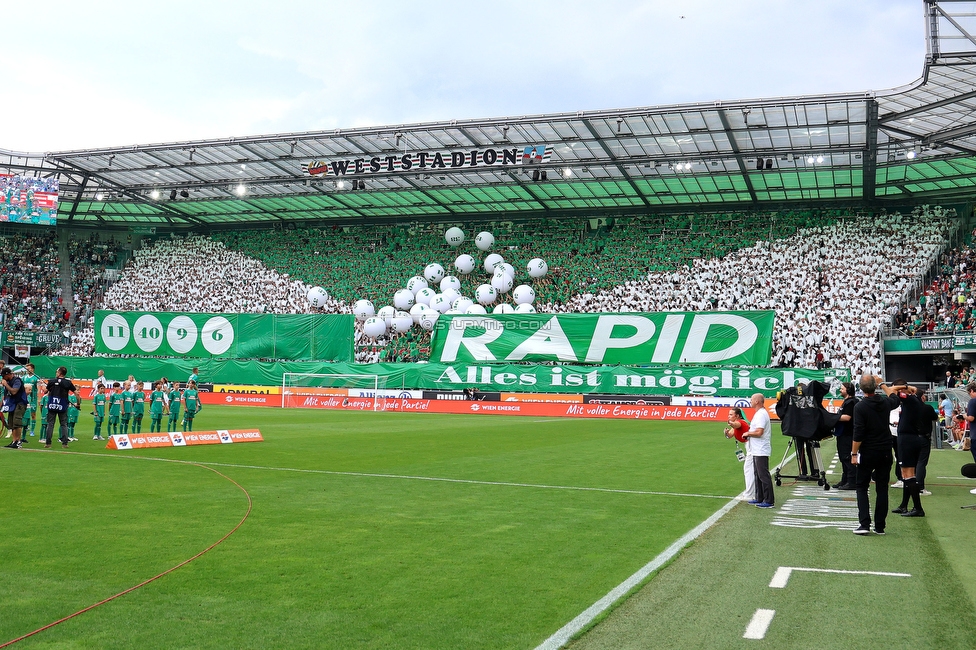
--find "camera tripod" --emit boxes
[773,437,830,490]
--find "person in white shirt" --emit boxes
[743,393,775,508]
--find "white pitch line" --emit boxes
[198,461,737,500]
[534,497,740,650]
[41,451,735,501]
[769,566,911,588]
[743,609,776,640]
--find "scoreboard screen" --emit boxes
[0,174,58,225]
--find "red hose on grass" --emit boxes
[0,457,252,648]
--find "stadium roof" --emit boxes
[6,0,976,228]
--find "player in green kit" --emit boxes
[22,385,34,440]
[182,380,201,432]
[131,381,146,433]
[67,393,80,441]
[149,382,166,432]
[108,383,123,436]
[23,363,39,437]
[39,391,48,432]
[120,384,133,434]
[92,384,107,439]
[167,382,182,431]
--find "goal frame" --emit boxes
[281,373,383,410]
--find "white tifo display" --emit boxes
[353,225,548,339]
[281,373,386,411]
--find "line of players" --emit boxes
[90,379,203,439]
[10,368,203,443]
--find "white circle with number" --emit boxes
[167,316,198,354]
[133,314,164,352]
[202,316,234,355]
[100,313,130,351]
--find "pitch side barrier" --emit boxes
[197,388,847,423]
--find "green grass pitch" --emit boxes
[3,406,975,649]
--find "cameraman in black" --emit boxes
[833,382,858,490]
[852,375,897,535]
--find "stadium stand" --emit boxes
[895,238,976,336]
[56,207,954,375]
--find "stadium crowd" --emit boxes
[894,239,976,336]
[55,207,955,375]
[545,207,952,376]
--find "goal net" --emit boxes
[281,373,387,411]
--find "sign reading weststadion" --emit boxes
[429,311,776,366]
[302,144,553,177]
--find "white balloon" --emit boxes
[491,274,514,294]
[406,276,429,294]
[352,299,375,321]
[409,303,427,323]
[492,303,515,314]
[393,289,415,311]
[441,288,460,305]
[475,231,495,251]
[445,227,465,247]
[512,285,536,305]
[515,303,537,313]
[497,263,515,279]
[454,254,476,275]
[475,284,498,305]
[445,308,463,315]
[424,263,446,283]
[419,310,439,331]
[484,253,504,274]
[415,287,436,306]
[363,317,387,338]
[430,294,451,313]
[391,315,413,333]
[377,306,396,323]
[306,286,329,308]
[440,275,462,293]
[454,297,475,313]
[466,304,488,314]
[527,258,548,278]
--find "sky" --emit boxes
[2,0,927,152]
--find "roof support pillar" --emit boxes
[863,99,879,203]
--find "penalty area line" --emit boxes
[533,496,740,650]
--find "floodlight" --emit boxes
[807,156,815,164]
[150,189,160,200]
[765,159,773,169]
[169,190,177,200]
[235,184,246,196]
[906,150,917,159]
[563,168,572,177]
[94,192,104,201]
[816,156,824,163]
[336,180,346,190]
[683,163,691,170]
[180,190,190,198]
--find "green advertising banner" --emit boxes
[2,330,64,347]
[94,311,354,361]
[34,357,845,398]
[429,311,775,366]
